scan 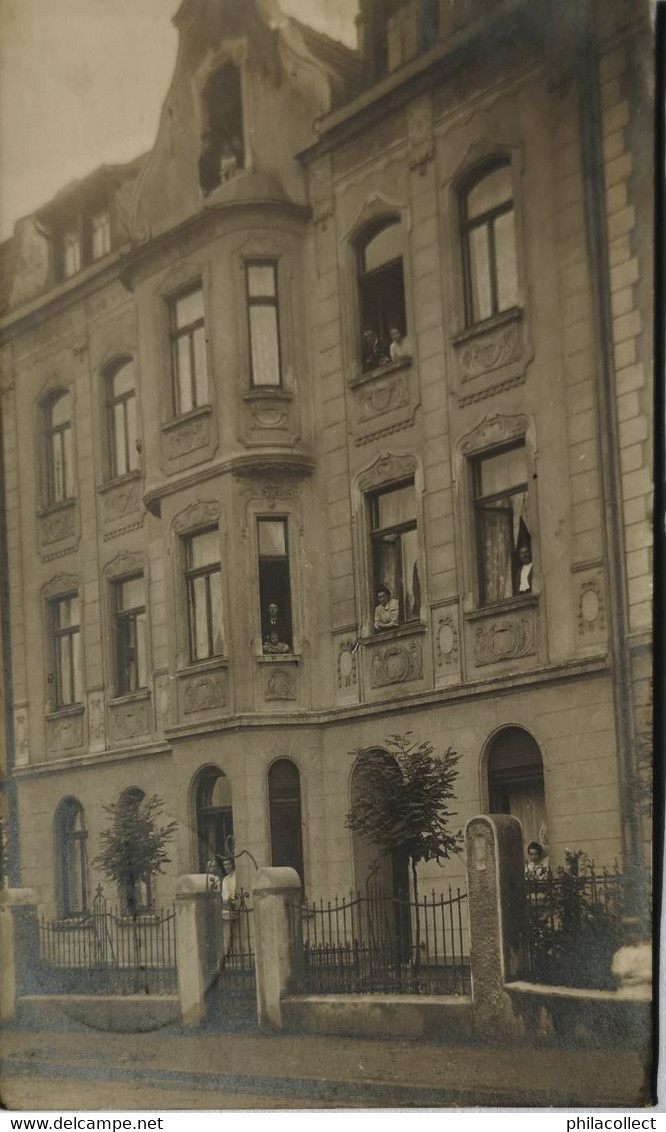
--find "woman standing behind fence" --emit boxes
[216,854,238,965]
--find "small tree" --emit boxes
[94,793,178,917]
[346,732,463,961]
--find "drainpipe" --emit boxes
[577,0,643,882]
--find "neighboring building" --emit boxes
[0,0,653,919]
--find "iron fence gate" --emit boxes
[298,885,470,996]
[205,881,256,1029]
[23,886,177,995]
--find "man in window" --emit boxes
[374,584,399,631]
[363,326,389,371]
[263,601,290,654]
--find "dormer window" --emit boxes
[92,210,111,261]
[199,63,244,197]
[62,228,81,279]
[54,202,112,282]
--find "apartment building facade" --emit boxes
[0,0,652,918]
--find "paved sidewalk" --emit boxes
[0,1026,651,1110]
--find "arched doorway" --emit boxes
[194,767,233,872]
[485,727,547,850]
[268,759,305,887]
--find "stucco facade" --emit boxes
[0,0,653,918]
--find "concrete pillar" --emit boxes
[175,874,215,1029]
[252,867,302,1029]
[465,815,528,1043]
[0,888,37,1023]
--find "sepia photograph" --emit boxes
[0,0,658,1114]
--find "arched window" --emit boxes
[199,63,244,196]
[268,759,304,884]
[43,390,74,505]
[56,798,88,917]
[105,359,138,480]
[357,219,408,372]
[461,160,518,326]
[486,727,547,850]
[194,768,233,872]
[116,788,153,914]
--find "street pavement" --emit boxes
[0,1024,652,1110]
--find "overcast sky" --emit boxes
[0,0,358,241]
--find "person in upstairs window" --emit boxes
[389,326,412,364]
[515,541,533,594]
[263,601,290,654]
[362,327,389,372]
[374,584,399,631]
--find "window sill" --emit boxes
[38,497,76,520]
[452,306,522,346]
[99,469,142,494]
[360,621,427,646]
[46,703,85,722]
[256,652,300,664]
[109,689,151,707]
[177,658,228,677]
[351,356,412,388]
[465,593,538,621]
[242,387,292,402]
[161,403,212,434]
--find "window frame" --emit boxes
[168,282,209,417]
[44,390,74,507]
[184,527,224,664]
[51,592,82,709]
[112,573,147,697]
[105,360,138,481]
[356,217,408,374]
[368,477,421,630]
[56,798,89,919]
[461,159,518,328]
[245,259,283,389]
[257,515,293,653]
[471,439,531,607]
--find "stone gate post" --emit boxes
[465,814,528,1043]
[175,874,216,1028]
[252,866,302,1029]
[0,888,37,1023]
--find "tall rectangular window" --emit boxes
[45,391,74,505]
[472,442,532,605]
[114,575,147,695]
[91,210,111,260]
[462,161,518,326]
[107,361,138,479]
[52,595,82,707]
[185,529,223,662]
[369,481,421,629]
[170,285,208,415]
[246,262,282,387]
[257,518,292,652]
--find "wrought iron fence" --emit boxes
[25,885,177,995]
[524,866,645,989]
[298,885,470,996]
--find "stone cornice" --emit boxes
[143,450,316,515]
